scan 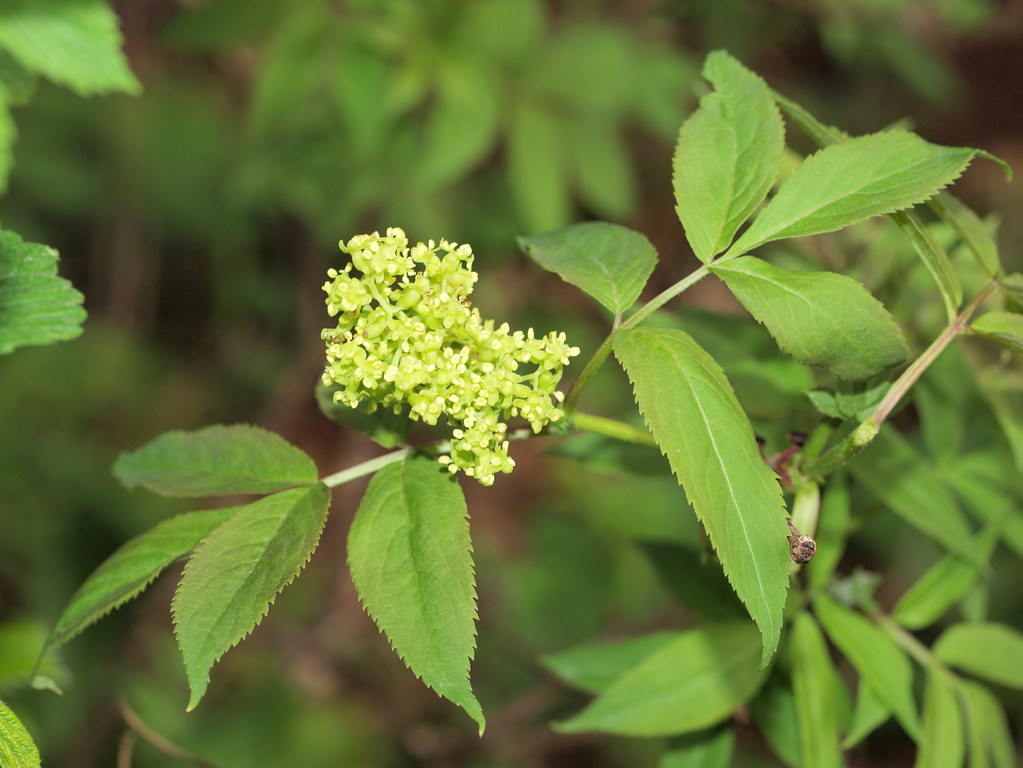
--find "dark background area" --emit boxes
[1,1,1021,766]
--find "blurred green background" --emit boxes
[1,1,1021,766]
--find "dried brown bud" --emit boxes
[789,534,816,565]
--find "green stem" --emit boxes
[320,446,411,487]
[802,280,998,480]
[872,611,949,673]
[622,264,711,330]
[564,264,711,410]
[570,411,657,446]
[564,334,614,411]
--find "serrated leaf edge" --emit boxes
[711,260,909,379]
[727,132,977,256]
[348,459,483,728]
[44,507,236,654]
[170,486,328,710]
[613,329,787,664]
[113,422,317,496]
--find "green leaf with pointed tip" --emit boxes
[0,700,40,768]
[726,132,977,257]
[173,484,329,710]
[915,669,965,768]
[934,624,1023,690]
[0,229,86,354]
[348,455,483,732]
[929,193,1001,278]
[891,210,962,321]
[613,327,790,666]
[46,507,236,654]
[0,0,140,95]
[792,612,845,768]
[749,670,801,767]
[673,50,783,262]
[849,430,977,564]
[0,619,64,690]
[815,595,920,740]
[508,97,569,233]
[639,541,747,621]
[946,456,1023,558]
[771,89,848,147]
[543,631,680,694]
[711,256,907,380]
[114,424,319,497]
[972,312,1023,354]
[999,274,1023,305]
[960,681,1016,768]
[893,517,1002,630]
[843,682,891,748]
[571,121,636,221]
[413,66,499,189]
[661,724,735,768]
[556,622,763,737]
[517,222,657,317]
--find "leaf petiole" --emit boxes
[802,280,999,480]
[565,264,711,410]
[321,447,412,488]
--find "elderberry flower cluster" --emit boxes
[321,228,579,485]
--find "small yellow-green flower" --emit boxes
[322,228,579,485]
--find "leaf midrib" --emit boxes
[648,331,770,615]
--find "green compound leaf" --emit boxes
[960,680,1016,768]
[748,670,801,766]
[508,97,569,233]
[930,193,1001,278]
[893,516,1002,631]
[542,631,681,694]
[661,724,735,768]
[849,430,977,564]
[814,594,920,740]
[791,612,845,768]
[571,121,636,221]
[673,50,783,262]
[891,210,962,321]
[0,700,40,768]
[45,507,236,654]
[727,131,977,257]
[639,541,747,622]
[114,424,319,497]
[934,623,1023,690]
[556,622,764,737]
[347,455,484,732]
[413,66,500,189]
[711,256,907,380]
[518,222,658,318]
[771,89,848,148]
[613,327,790,667]
[916,669,965,768]
[844,682,891,748]
[972,312,1023,355]
[173,484,329,710]
[0,229,86,354]
[0,0,140,96]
